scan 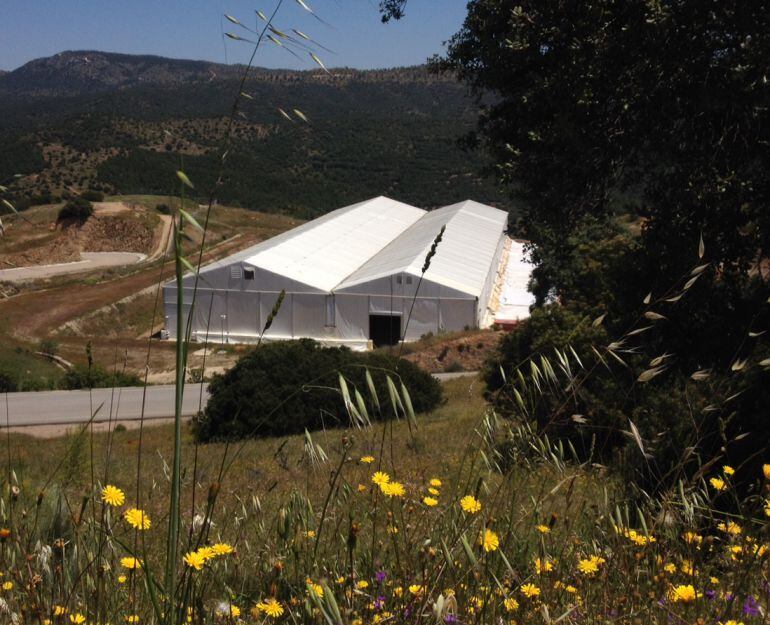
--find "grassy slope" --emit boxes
[4,377,603,555]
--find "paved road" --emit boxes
[1,371,478,428]
[0,252,146,282]
[2,383,208,427]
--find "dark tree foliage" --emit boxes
[80,190,104,202]
[57,197,93,223]
[379,0,408,22]
[435,1,770,301]
[195,340,442,442]
[0,372,17,393]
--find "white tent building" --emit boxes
[163,196,520,349]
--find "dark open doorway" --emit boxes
[369,314,401,347]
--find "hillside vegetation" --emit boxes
[0,52,507,218]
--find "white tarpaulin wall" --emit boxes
[162,196,515,348]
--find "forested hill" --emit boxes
[0,51,507,218]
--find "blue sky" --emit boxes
[0,0,469,71]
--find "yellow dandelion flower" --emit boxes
[120,556,142,570]
[565,585,577,594]
[668,584,700,603]
[720,620,744,625]
[118,574,127,583]
[710,477,726,491]
[533,557,554,573]
[481,529,499,552]
[710,576,720,585]
[360,456,375,464]
[69,615,86,625]
[504,597,519,612]
[577,558,600,575]
[307,582,324,599]
[663,563,676,574]
[380,481,405,497]
[429,478,442,487]
[536,524,550,534]
[211,542,234,555]
[372,471,390,486]
[123,508,151,530]
[356,580,369,590]
[460,495,481,514]
[764,500,770,517]
[305,530,316,539]
[197,546,216,561]
[256,598,284,618]
[628,530,655,546]
[520,583,540,598]
[723,465,735,476]
[428,487,440,495]
[54,606,66,616]
[101,485,125,507]
[357,484,367,493]
[183,550,206,570]
[2,581,12,590]
[683,531,703,545]
[408,584,424,596]
[717,521,742,535]
[423,496,438,507]
[125,615,140,624]
[386,524,398,534]
[680,560,695,576]
[763,464,770,480]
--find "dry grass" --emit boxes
[5,378,495,546]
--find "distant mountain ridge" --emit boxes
[0,50,508,218]
[0,50,449,97]
[0,51,238,95]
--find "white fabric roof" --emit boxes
[337,200,507,297]
[200,196,425,291]
[495,239,536,322]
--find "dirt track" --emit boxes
[0,252,146,282]
[0,233,259,371]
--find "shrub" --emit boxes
[38,339,59,357]
[484,300,770,498]
[57,197,93,223]
[195,339,442,442]
[80,190,104,202]
[0,371,17,393]
[59,364,143,390]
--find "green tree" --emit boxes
[432,1,769,302]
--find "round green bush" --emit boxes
[57,197,94,223]
[195,339,442,442]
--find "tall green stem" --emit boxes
[166,214,186,625]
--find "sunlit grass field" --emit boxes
[1,376,768,624]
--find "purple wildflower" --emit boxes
[743,595,760,617]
